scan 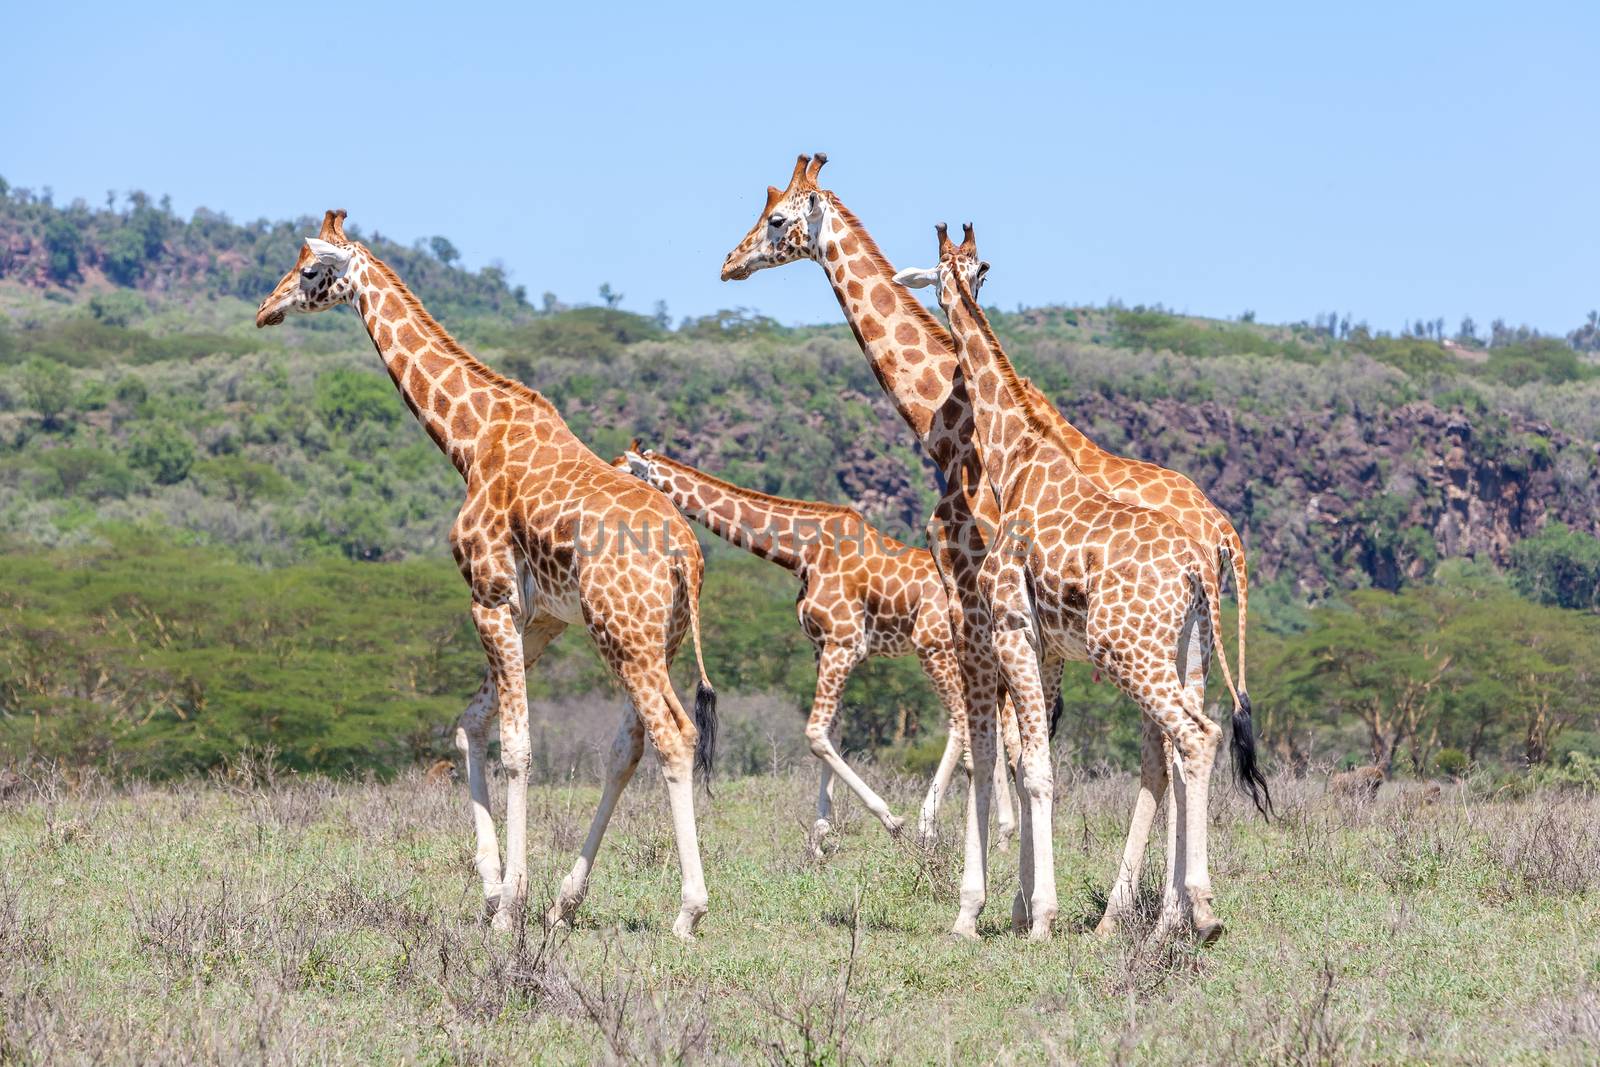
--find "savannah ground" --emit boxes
[2,755,1597,1065]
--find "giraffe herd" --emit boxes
[253,154,1268,946]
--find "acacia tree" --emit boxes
[1267,588,1457,773]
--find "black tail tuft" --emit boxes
[693,681,718,796]
[1048,692,1064,741]
[1230,690,1272,819]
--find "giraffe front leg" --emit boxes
[453,675,502,913]
[989,583,1056,941]
[804,643,903,842]
[915,647,967,846]
[1095,717,1168,936]
[472,595,530,934]
[811,717,841,858]
[994,696,1021,852]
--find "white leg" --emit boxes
[453,675,502,908]
[1096,719,1168,935]
[916,647,968,844]
[995,696,1021,850]
[994,626,1056,940]
[812,718,841,857]
[548,705,646,930]
[806,644,903,840]
[953,698,996,939]
[472,599,530,933]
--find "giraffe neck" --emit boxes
[350,250,566,477]
[944,281,1052,498]
[643,453,855,573]
[812,196,966,470]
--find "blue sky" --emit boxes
[4,2,1596,334]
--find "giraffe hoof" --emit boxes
[882,813,905,838]
[1190,896,1224,945]
[1011,892,1030,936]
[1093,909,1127,938]
[671,908,704,941]
[950,918,980,941]
[490,907,518,933]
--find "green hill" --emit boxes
[1,182,1597,781]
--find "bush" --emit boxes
[128,422,197,485]
[313,368,398,433]
[31,447,141,499]
[88,290,148,326]
[21,356,74,428]
[114,375,148,406]
[1509,523,1600,611]
[1434,747,1470,779]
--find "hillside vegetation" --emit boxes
[1,183,1597,781]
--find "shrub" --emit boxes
[313,368,397,433]
[128,422,197,484]
[1434,747,1470,779]
[20,357,73,428]
[1509,523,1600,611]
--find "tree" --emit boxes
[598,283,623,309]
[1568,310,1600,353]
[21,357,74,430]
[313,368,398,433]
[1457,315,1478,344]
[128,422,197,485]
[1264,588,1458,773]
[653,300,671,330]
[1509,523,1600,611]
[429,236,460,266]
[42,217,81,282]
[103,226,148,285]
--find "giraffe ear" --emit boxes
[893,266,939,289]
[304,237,351,270]
[805,191,824,223]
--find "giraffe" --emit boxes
[613,442,1015,851]
[723,155,1017,937]
[721,154,1267,936]
[255,211,719,940]
[895,224,1258,941]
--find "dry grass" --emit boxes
[0,757,1596,1064]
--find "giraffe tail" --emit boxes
[1195,552,1271,819]
[1221,524,1249,698]
[684,565,718,795]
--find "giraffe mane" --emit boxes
[648,450,862,522]
[826,195,954,360]
[362,248,556,414]
[952,277,1065,449]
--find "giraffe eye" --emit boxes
[768,214,786,228]
[300,268,318,280]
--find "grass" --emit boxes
[1,756,1597,1065]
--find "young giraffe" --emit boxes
[614,442,1014,851]
[720,154,1258,936]
[896,224,1254,941]
[255,211,719,939]
[723,155,1017,937]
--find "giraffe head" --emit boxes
[891,223,988,315]
[615,438,655,482]
[720,153,831,281]
[255,210,365,327]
